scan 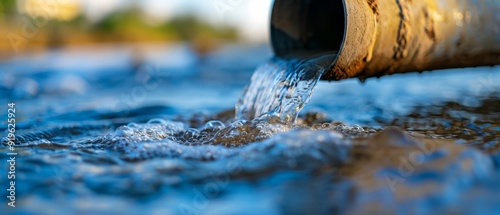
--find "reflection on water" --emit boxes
[1,44,500,214]
[389,99,500,154]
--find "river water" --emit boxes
[1,44,500,214]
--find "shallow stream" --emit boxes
[1,44,500,214]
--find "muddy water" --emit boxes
[1,44,500,214]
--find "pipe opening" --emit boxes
[271,0,346,59]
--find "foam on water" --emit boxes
[3,113,495,214]
[2,46,500,214]
[2,95,499,215]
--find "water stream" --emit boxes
[1,45,500,214]
[236,54,336,124]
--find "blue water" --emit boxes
[1,43,500,214]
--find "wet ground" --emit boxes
[1,43,500,214]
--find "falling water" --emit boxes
[236,53,338,124]
[4,45,500,214]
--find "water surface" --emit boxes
[1,44,500,214]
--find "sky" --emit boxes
[80,0,274,42]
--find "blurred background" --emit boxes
[0,0,276,107]
[0,0,272,60]
[1,1,500,214]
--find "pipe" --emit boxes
[271,0,500,81]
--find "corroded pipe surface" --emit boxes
[271,0,500,81]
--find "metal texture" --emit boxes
[271,0,500,81]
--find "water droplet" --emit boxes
[352,124,364,132]
[204,120,226,131]
[312,124,322,130]
[147,118,167,125]
[183,128,200,140]
[231,120,245,128]
[113,125,134,137]
[127,123,140,128]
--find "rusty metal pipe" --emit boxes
[271,0,500,81]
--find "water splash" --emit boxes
[4,46,500,214]
[236,54,336,124]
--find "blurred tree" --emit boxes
[0,0,17,21]
[92,5,238,43]
[0,1,240,56]
[162,15,237,41]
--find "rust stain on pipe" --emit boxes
[271,0,500,81]
[393,0,410,61]
[367,0,379,16]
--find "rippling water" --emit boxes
[1,44,500,214]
